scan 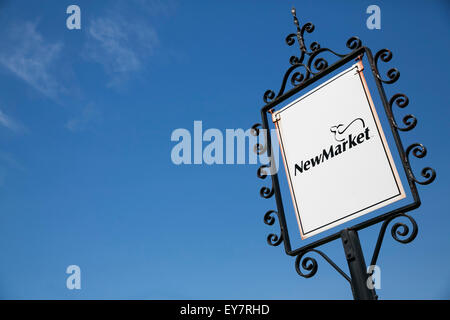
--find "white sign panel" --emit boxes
[273,62,405,239]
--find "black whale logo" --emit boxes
[330,118,366,142]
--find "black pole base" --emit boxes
[341,229,378,300]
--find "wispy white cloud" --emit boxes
[85,14,159,86]
[0,22,63,99]
[65,103,101,132]
[0,151,25,172]
[0,109,23,133]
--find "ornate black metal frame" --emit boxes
[251,8,436,299]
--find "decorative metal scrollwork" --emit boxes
[405,143,436,185]
[251,123,268,155]
[374,49,400,84]
[389,93,417,131]
[390,215,418,244]
[346,36,363,51]
[374,48,435,186]
[254,8,437,299]
[257,164,270,180]
[264,210,283,246]
[260,186,274,199]
[253,143,267,156]
[295,249,351,283]
[252,122,275,195]
[250,123,262,137]
[263,9,362,105]
[370,213,418,267]
[295,251,318,278]
[263,90,276,104]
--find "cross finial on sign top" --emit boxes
[291,7,307,54]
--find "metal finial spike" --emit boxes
[290,7,306,53]
[291,7,300,30]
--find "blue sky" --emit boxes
[0,0,449,299]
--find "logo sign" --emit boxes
[273,62,405,239]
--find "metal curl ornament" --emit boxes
[257,164,271,180]
[295,251,318,278]
[346,36,362,50]
[260,186,274,199]
[391,216,418,244]
[267,233,283,246]
[250,123,262,137]
[253,143,267,155]
[310,41,320,52]
[300,22,315,37]
[285,33,297,47]
[289,55,301,65]
[370,214,418,267]
[278,63,312,95]
[291,71,305,86]
[263,210,283,246]
[389,94,417,131]
[374,49,400,84]
[405,143,436,185]
[263,90,276,104]
[263,210,277,225]
[295,249,351,282]
[312,57,328,72]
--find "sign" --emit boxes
[272,62,405,239]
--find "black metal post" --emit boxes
[341,229,377,300]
